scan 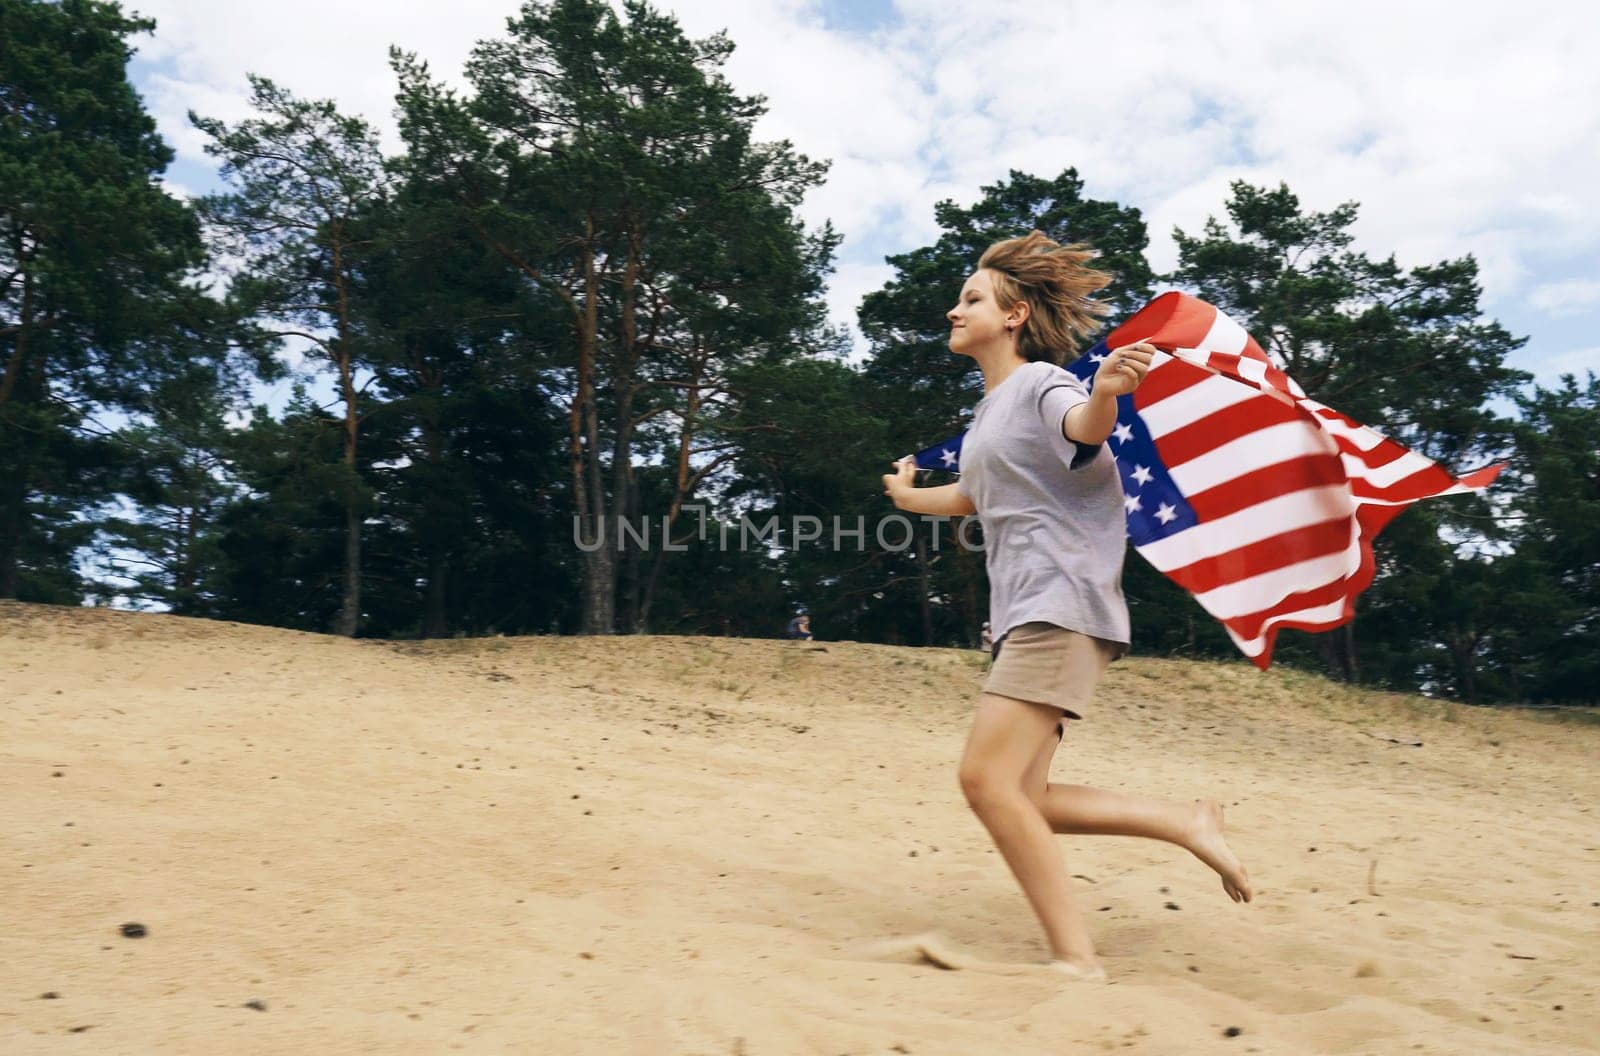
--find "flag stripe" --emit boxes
[1164,517,1355,597]
[1155,395,1305,466]
[1186,455,1347,522]
[1227,596,1352,656]
[1194,529,1362,620]
[1166,421,1335,497]
[1134,351,1208,405]
[1225,577,1359,641]
[1136,372,1261,437]
[1137,484,1355,573]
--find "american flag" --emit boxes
[912,292,1501,669]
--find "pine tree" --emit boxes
[0,0,219,600]
[191,76,393,636]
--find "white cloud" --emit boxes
[129,0,1600,371]
[1529,279,1600,317]
[1528,345,1600,385]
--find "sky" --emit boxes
[124,0,1600,408]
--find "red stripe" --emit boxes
[1334,435,1408,470]
[1107,291,1217,350]
[1187,455,1347,521]
[1134,355,1212,407]
[1223,498,1401,654]
[1261,365,1294,395]
[1156,395,1302,468]
[1209,352,1243,376]
[1163,517,1353,596]
[1224,575,1357,642]
[1349,466,1467,503]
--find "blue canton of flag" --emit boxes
[908,434,965,473]
[1067,340,1199,548]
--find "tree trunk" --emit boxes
[1449,633,1479,704]
[0,458,22,599]
[1318,622,1359,683]
[423,549,448,639]
[609,223,643,634]
[0,265,35,598]
[0,265,34,408]
[337,492,361,637]
[1342,621,1359,683]
[637,347,705,633]
[620,482,642,633]
[583,545,617,634]
[916,534,933,646]
[573,219,615,635]
[418,380,448,639]
[332,243,362,638]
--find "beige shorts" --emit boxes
[985,621,1118,732]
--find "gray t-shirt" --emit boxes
[955,361,1130,652]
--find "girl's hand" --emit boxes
[1093,341,1156,397]
[881,456,917,506]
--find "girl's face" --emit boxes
[947,268,1022,357]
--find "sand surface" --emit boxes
[3,600,1597,1054]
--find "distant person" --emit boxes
[783,611,813,640]
[979,621,993,652]
[881,231,1250,983]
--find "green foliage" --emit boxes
[860,168,1154,446]
[191,74,394,635]
[8,0,1592,710]
[392,0,837,634]
[0,0,228,600]
[1497,374,1600,700]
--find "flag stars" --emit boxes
[1112,422,1134,444]
[1155,502,1177,525]
[1124,493,1142,513]
[939,447,958,468]
[1130,464,1153,486]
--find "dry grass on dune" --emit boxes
[2,600,1597,1055]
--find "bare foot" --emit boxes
[904,934,1105,980]
[1048,959,1108,982]
[1185,799,1253,903]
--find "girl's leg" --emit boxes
[957,692,1099,969]
[1020,736,1253,902]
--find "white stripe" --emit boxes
[1192,529,1361,619]
[1137,484,1355,572]
[1140,371,1261,437]
[1195,306,1248,356]
[1351,478,1478,506]
[1235,355,1269,387]
[1344,449,1435,489]
[1166,421,1338,496]
[1304,399,1384,451]
[1227,597,1351,653]
[1225,624,1264,656]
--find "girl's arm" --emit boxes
[1063,342,1157,444]
[882,459,977,517]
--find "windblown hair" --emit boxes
[977,231,1114,366]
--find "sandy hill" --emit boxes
[2,600,1596,1055]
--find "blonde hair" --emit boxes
[977,231,1114,366]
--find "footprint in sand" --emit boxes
[841,933,1107,982]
